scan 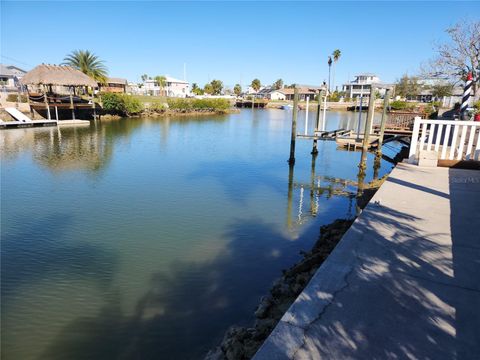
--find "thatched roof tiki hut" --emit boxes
[21,64,98,121]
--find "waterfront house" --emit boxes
[126,82,142,95]
[342,73,387,98]
[268,90,287,101]
[143,76,190,97]
[270,87,318,101]
[99,77,127,93]
[0,64,27,91]
[405,77,464,105]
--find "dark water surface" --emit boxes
[1,109,400,359]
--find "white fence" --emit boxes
[408,116,480,163]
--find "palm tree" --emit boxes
[251,78,261,92]
[154,75,167,96]
[332,49,341,92]
[63,50,108,84]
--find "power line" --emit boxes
[0,55,34,67]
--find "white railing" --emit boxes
[408,116,480,163]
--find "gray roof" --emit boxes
[0,64,27,77]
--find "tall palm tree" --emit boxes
[63,50,108,84]
[332,49,341,92]
[154,75,167,96]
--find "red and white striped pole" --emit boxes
[460,72,473,119]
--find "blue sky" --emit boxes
[1,1,479,89]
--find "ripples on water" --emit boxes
[1,109,401,359]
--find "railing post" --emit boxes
[408,116,422,163]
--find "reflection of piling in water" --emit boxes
[286,163,295,230]
[373,151,382,180]
[356,149,368,215]
[310,153,318,216]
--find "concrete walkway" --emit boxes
[254,163,480,359]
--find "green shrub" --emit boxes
[389,100,413,110]
[101,93,143,116]
[473,100,480,111]
[167,98,230,113]
[149,102,167,112]
[101,93,125,114]
[6,94,27,102]
[123,95,143,115]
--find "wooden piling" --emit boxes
[377,88,390,150]
[43,85,51,120]
[312,89,323,154]
[288,87,299,165]
[69,87,75,120]
[362,86,376,152]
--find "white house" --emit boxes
[342,73,384,98]
[268,90,286,101]
[143,76,190,97]
[126,82,142,95]
[0,64,27,90]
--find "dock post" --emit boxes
[356,94,363,141]
[362,87,376,152]
[288,87,299,165]
[70,87,76,120]
[322,90,327,132]
[304,97,309,135]
[311,90,322,155]
[377,88,390,152]
[43,85,51,120]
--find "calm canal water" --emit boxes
[1,109,401,359]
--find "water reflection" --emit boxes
[285,143,392,231]
[1,111,400,360]
[1,116,229,174]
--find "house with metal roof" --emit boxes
[0,64,27,90]
[143,75,190,97]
